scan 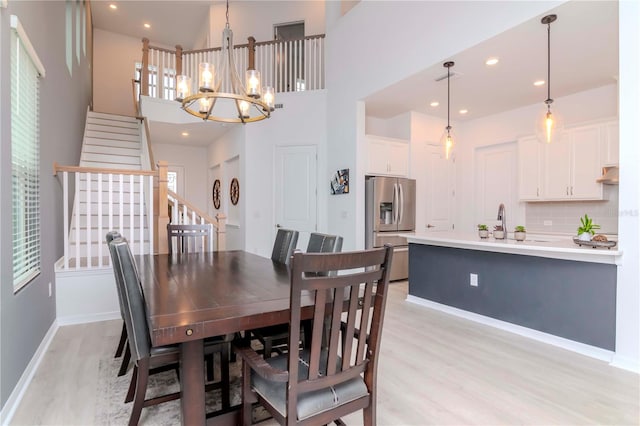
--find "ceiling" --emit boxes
[364,1,619,121]
[91,1,619,144]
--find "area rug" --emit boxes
[94,354,269,425]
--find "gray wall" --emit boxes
[409,244,617,350]
[0,1,92,408]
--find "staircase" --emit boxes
[66,111,151,268]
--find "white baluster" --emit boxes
[98,173,103,267]
[63,171,69,270]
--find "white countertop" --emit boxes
[406,232,622,265]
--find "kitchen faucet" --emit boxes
[497,203,506,233]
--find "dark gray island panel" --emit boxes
[408,243,617,350]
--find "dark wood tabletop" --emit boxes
[134,250,303,425]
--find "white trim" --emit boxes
[406,295,618,365]
[10,15,46,77]
[0,320,58,426]
[56,311,120,326]
[610,354,640,374]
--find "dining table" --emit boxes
[134,250,314,425]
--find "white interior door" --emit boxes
[424,144,454,232]
[475,142,522,232]
[274,145,317,250]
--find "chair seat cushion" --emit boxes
[251,349,369,421]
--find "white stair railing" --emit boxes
[168,190,226,252]
[54,163,156,270]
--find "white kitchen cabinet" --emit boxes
[600,120,619,166]
[518,136,544,200]
[366,135,409,176]
[544,125,603,200]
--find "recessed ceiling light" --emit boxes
[534,80,545,86]
[181,132,189,137]
[109,4,117,10]
[430,101,439,107]
[485,57,499,66]
[459,109,468,115]
[144,23,151,29]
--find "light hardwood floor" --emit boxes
[10,282,639,425]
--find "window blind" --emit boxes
[11,16,44,291]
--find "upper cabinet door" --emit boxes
[600,120,619,166]
[570,125,603,199]
[366,136,409,177]
[518,136,543,200]
[544,132,572,200]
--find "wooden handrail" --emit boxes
[53,162,157,177]
[168,190,218,227]
[176,34,326,56]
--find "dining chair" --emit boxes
[167,223,212,255]
[251,232,343,357]
[109,238,232,425]
[270,228,299,265]
[246,229,299,359]
[105,230,131,377]
[235,245,394,426]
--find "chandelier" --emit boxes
[175,0,274,123]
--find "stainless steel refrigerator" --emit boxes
[365,176,416,281]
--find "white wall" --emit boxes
[456,84,618,233]
[151,143,209,214]
[93,28,142,117]
[326,1,566,250]
[207,1,326,48]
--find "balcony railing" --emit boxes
[139,34,325,102]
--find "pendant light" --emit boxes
[443,61,455,160]
[541,14,557,143]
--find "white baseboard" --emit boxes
[0,320,59,426]
[406,295,618,365]
[610,354,640,373]
[56,311,120,326]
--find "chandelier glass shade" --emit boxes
[175,2,274,124]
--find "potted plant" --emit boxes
[514,225,526,241]
[478,224,489,239]
[577,214,600,241]
[493,225,505,240]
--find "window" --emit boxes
[134,62,158,98]
[10,15,45,292]
[65,0,72,75]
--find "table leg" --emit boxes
[180,339,206,425]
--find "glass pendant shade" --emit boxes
[199,63,215,92]
[245,69,261,98]
[176,75,191,101]
[535,105,563,144]
[239,100,250,118]
[439,126,456,160]
[262,86,275,111]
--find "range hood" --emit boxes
[596,166,619,185]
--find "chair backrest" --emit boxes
[106,231,125,318]
[167,223,212,255]
[306,232,343,254]
[285,245,394,421]
[270,228,299,265]
[109,238,151,362]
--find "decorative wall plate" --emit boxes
[212,179,221,209]
[230,178,240,205]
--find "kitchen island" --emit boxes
[407,232,621,352]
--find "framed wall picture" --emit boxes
[330,169,349,194]
[212,179,221,209]
[230,178,240,205]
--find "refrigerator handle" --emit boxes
[393,183,398,224]
[398,183,404,223]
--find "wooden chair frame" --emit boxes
[236,245,394,426]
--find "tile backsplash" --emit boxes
[526,186,619,235]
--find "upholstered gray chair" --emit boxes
[106,231,131,377]
[306,232,343,254]
[235,245,394,426]
[109,238,231,425]
[270,228,299,265]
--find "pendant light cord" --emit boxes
[447,66,451,131]
[546,21,551,108]
[226,0,230,28]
